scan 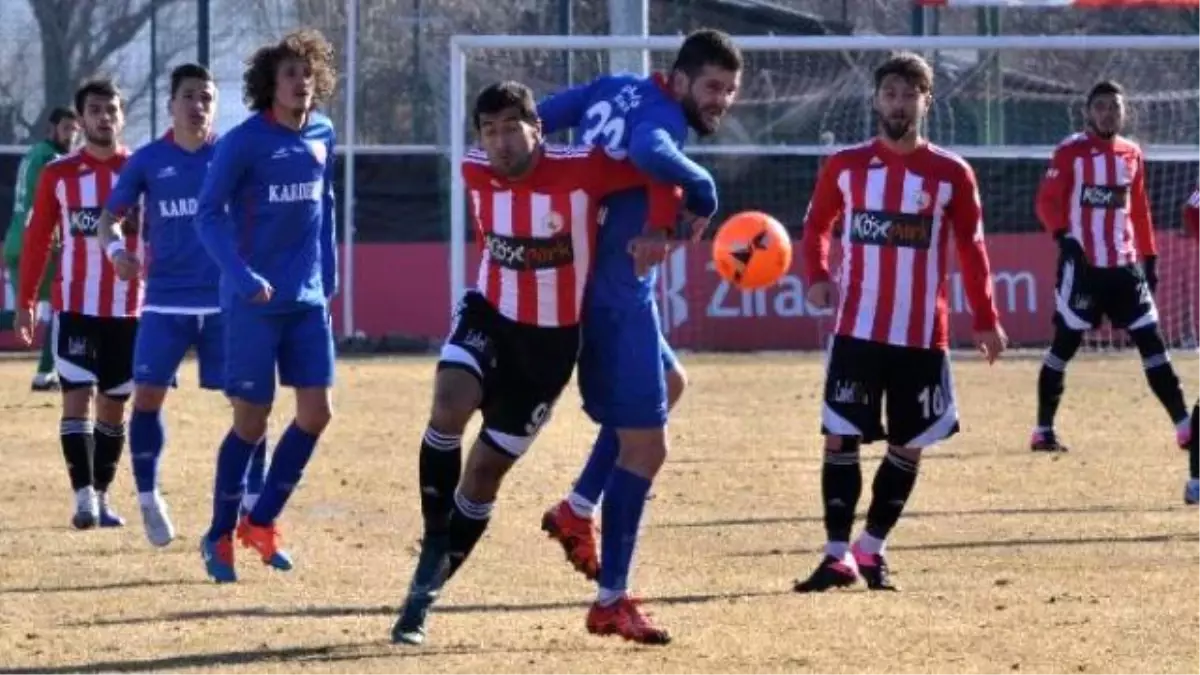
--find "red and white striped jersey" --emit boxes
[802,139,999,350]
[18,148,143,317]
[1184,188,1199,239]
[1036,132,1155,268]
[463,144,679,327]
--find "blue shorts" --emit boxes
[578,300,678,429]
[133,311,225,390]
[223,304,335,405]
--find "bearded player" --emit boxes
[531,29,739,642]
[1029,80,1190,454]
[797,52,1007,592]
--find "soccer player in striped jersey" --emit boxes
[1030,80,1190,454]
[797,53,1007,593]
[1181,188,1198,505]
[194,30,338,583]
[392,81,682,646]
[3,107,78,391]
[14,79,141,530]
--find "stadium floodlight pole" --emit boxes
[448,41,468,318]
[197,0,210,67]
[608,0,650,76]
[342,0,358,338]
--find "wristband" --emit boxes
[105,241,126,262]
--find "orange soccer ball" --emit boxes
[711,211,793,290]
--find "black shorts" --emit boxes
[52,311,138,397]
[1054,261,1157,332]
[821,335,960,448]
[438,292,580,458]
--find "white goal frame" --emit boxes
[447,34,1200,322]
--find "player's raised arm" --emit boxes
[799,155,844,286]
[583,147,681,230]
[320,131,338,300]
[194,132,268,299]
[536,80,599,135]
[948,162,1005,360]
[627,117,717,220]
[15,168,59,342]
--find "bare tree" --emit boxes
[0,0,195,144]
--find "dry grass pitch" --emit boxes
[0,352,1197,674]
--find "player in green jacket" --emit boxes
[3,107,78,391]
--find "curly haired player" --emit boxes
[194,29,339,583]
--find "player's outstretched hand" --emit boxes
[805,280,835,310]
[112,250,141,281]
[974,325,1008,365]
[13,307,34,347]
[250,282,274,304]
[628,228,671,277]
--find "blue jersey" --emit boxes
[106,131,220,310]
[539,73,717,307]
[195,110,337,313]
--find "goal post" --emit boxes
[447,34,1200,351]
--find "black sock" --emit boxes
[60,418,95,491]
[445,490,492,582]
[822,439,862,545]
[93,421,126,493]
[419,427,462,535]
[1144,362,1189,425]
[864,449,920,541]
[1036,361,1066,429]
[1190,403,1198,480]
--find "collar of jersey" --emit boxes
[163,129,217,151]
[79,147,127,169]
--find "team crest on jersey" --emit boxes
[306,140,328,165]
[543,210,565,234]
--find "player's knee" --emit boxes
[459,440,515,503]
[231,400,271,442]
[1129,325,1167,358]
[294,387,333,435]
[824,435,860,456]
[1049,328,1084,362]
[615,427,668,478]
[132,385,168,413]
[665,366,688,410]
[430,369,482,434]
[61,387,93,419]
[94,393,127,425]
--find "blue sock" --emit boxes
[206,430,258,541]
[597,466,652,597]
[129,408,165,494]
[249,422,319,526]
[572,426,619,507]
[245,437,268,495]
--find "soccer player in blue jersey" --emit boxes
[98,64,266,548]
[535,29,741,642]
[193,29,338,583]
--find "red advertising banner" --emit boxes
[3,234,1195,351]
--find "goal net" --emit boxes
[447,35,1200,353]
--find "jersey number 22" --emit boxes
[582,101,626,154]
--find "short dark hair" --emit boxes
[170,63,214,98]
[472,81,537,131]
[74,78,123,115]
[1087,79,1124,105]
[47,107,77,125]
[874,52,934,94]
[671,29,742,76]
[243,28,337,112]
